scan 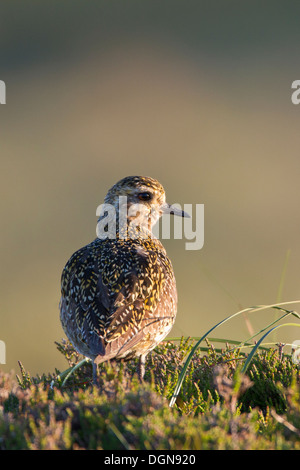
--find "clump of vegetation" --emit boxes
[0,335,299,450]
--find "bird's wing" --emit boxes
[60,239,174,358]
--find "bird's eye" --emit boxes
[138,192,152,201]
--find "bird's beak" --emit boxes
[160,203,190,218]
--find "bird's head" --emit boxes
[101,176,189,236]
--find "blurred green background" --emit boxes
[1,1,300,375]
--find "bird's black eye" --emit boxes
[138,192,152,201]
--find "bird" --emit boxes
[59,175,188,383]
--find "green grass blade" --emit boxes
[61,358,90,387]
[242,323,300,373]
[108,422,132,450]
[169,301,300,408]
[169,309,250,407]
[225,308,298,355]
[50,358,90,389]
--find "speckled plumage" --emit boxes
[60,176,186,380]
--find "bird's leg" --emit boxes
[92,361,99,386]
[138,354,147,382]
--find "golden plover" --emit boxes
[60,176,188,382]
